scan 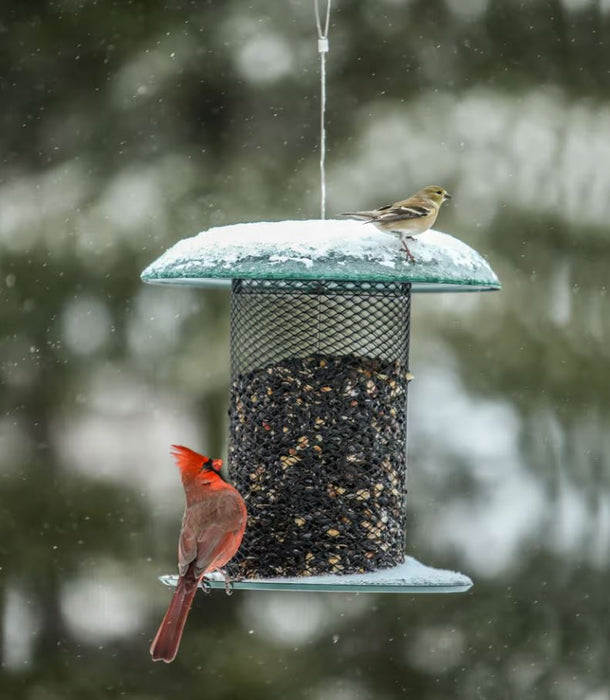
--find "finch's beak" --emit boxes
[444,192,452,200]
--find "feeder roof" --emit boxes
[141,219,500,292]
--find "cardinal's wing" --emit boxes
[178,490,246,577]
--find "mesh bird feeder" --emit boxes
[142,219,500,593]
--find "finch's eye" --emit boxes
[436,190,443,195]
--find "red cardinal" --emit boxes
[150,445,247,663]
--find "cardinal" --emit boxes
[150,445,247,663]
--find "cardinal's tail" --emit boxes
[150,568,200,663]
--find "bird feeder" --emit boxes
[142,219,500,593]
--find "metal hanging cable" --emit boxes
[314,0,331,219]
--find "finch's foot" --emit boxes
[201,578,212,594]
[401,240,416,263]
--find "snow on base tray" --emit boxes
[158,556,473,594]
[141,219,500,292]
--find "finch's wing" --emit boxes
[373,204,432,223]
[342,202,431,222]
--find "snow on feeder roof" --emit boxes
[141,219,500,292]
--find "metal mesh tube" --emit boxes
[227,279,411,578]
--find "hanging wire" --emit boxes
[314,0,331,219]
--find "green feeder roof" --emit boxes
[141,219,500,292]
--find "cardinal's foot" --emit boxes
[219,569,235,596]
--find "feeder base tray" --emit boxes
[159,556,472,594]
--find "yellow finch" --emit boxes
[342,185,452,261]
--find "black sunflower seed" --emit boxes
[226,354,408,579]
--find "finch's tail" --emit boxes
[340,211,375,221]
[150,568,200,663]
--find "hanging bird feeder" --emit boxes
[144,0,499,594]
[141,219,500,594]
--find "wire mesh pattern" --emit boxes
[230,279,411,379]
[227,279,412,579]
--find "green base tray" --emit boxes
[159,555,473,594]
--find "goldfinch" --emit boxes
[342,185,452,261]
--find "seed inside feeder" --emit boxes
[226,353,409,579]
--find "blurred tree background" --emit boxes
[1,0,610,698]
